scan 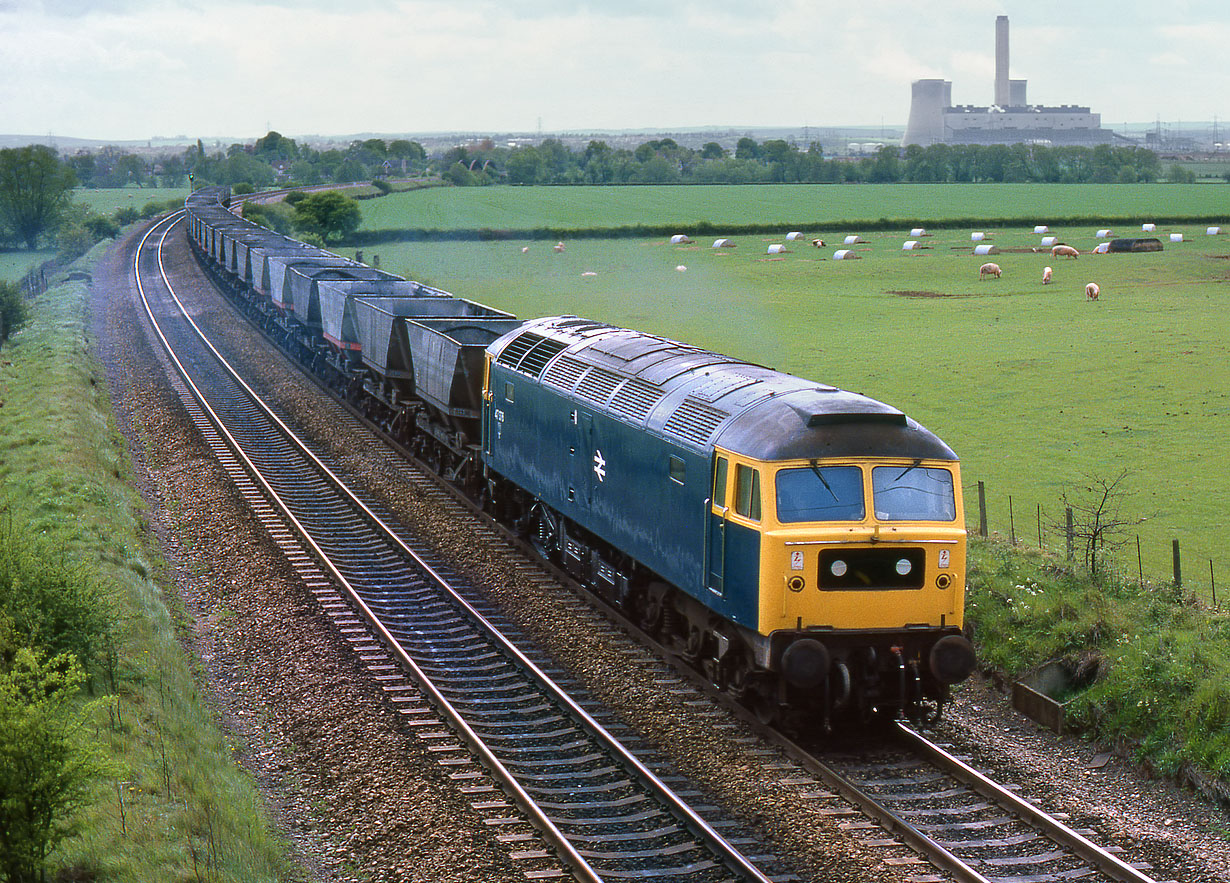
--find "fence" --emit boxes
[969,479,1220,606]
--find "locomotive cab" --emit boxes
[708,412,976,723]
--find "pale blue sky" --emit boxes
[1,0,1226,140]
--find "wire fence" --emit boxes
[968,479,1221,607]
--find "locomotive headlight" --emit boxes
[895,558,913,576]
[830,559,848,577]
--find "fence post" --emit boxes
[1137,536,1143,590]
[977,481,987,538]
[1172,539,1182,587]
[1009,495,1016,545]
[1065,508,1073,561]
[1036,503,1042,548]
[1211,559,1217,608]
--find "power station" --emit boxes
[903,15,1111,148]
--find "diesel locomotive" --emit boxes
[184,186,976,729]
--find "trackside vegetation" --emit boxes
[0,244,293,881]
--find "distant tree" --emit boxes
[0,147,76,250]
[700,142,726,160]
[735,137,760,160]
[254,131,298,161]
[292,191,361,243]
[333,158,366,183]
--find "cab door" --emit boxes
[706,456,729,596]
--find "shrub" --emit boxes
[114,207,139,226]
[0,281,29,347]
[0,649,109,883]
[84,216,119,240]
[371,179,393,195]
[0,513,115,676]
[232,182,255,195]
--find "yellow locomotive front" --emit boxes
[710,407,975,727]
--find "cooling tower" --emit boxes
[903,79,952,147]
[995,15,1010,107]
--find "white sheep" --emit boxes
[1085,282,1100,301]
[1042,266,1053,285]
[979,262,1002,280]
[1052,244,1080,259]
[553,241,566,253]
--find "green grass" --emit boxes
[74,187,190,216]
[359,193,1230,597]
[359,183,1229,234]
[0,248,54,284]
[0,244,294,881]
[968,538,1230,795]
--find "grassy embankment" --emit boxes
[354,183,1230,799]
[0,242,296,880]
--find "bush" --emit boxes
[84,216,119,240]
[114,207,139,226]
[371,179,393,195]
[0,649,109,883]
[284,190,308,207]
[232,182,255,195]
[0,513,115,677]
[0,282,29,347]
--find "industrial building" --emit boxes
[903,16,1111,148]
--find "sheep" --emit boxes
[520,246,529,254]
[1052,244,1079,259]
[1042,266,1053,285]
[1085,282,1100,301]
[811,238,826,248]
[979,262,1002,280]
[553,241,566,253]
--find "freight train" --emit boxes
[183,186,976,730]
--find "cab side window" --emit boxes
[734,464,761,521]
[713,457,728,508]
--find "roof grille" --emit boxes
[495,332,567,376]
[542,355,588,390]
[662,397,729,447]
[575,367,622,404]
[518,337,568,375]
[495,332,544,369]
[609,378,664,423]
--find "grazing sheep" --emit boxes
[553,241,566,253]
[1042,266,1053,285]
[1085,282,1100,301]
[979,262,1002,280]
[675,265,687,272]
[520,246,529,253]
[811,238,826,248]
[1052,244,1080,259]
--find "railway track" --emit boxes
[135,212,800,882]
[783,722,1169,883]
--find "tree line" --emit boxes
[0,133,1202,258]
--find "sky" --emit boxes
[1,0,1228,142]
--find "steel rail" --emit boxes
[135,212,775,883]
[894,721,1159,883]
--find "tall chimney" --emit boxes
[995,15,1010,107]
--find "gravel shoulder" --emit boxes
[93,220,1230,882]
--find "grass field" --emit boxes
[74,187,188,216]
[359,183,1230,233]
[358,187,1230,594]
[0,248,53,283]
